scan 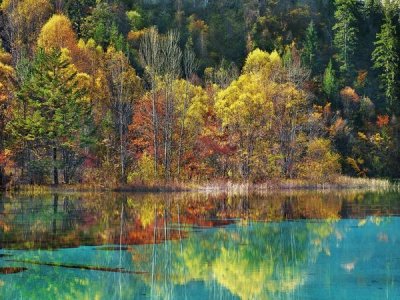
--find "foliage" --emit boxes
[37,14,78,53]
[7,49,93,184]
[2,0,400,187]
[299,139,341,182]
[372,14,399,113]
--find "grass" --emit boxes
[197,176,399,192]
[2,176,398,195]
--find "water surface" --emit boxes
[1,190,400,299]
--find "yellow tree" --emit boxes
[1,0,52,60]
[216,48,331,180]
[37,14,78,53]
[215,72,274,179]
[173,79,209,178]
[0,46,15,186]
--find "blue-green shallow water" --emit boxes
[1,191,400,299]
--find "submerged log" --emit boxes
[5,259,147,274]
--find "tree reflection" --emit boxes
[1,190,400,299]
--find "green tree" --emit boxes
[8,49,93,185]
[302,21,318,72]
[333,0,359,79]
[322,60,337,100]
[65,0,96,35]
[372,14,399,113]
[81,1,119,48]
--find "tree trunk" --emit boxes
[0,166,4,190]
[152,87,159,177]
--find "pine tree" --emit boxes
[372,14,399,113]
[302,21,318,72]
[323,60,337,100]
[8,49,93,185]
[333,0,359,79]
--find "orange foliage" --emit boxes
[356,70,368,88]
[340,86,360,103]
[376,115,389,128]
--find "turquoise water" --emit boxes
[1,191,400,299]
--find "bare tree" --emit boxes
[107,48,141,184]
[140,27,162,176]
[160,30,182,181]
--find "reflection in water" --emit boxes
[0,191,400,299]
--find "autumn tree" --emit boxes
[177,43,198,177]
[37,14,77,53]
[139,27,162,176]
[0,45,15,187]
[105,47,142,184]
[159,30,182,180]
[299,138,341,183]
[215,72,274,179]
[0,0,52,61]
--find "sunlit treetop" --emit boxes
[37,14,77,52]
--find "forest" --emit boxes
[0,0,399,188]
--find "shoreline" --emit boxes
[2,176,397,194]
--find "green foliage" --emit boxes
[333,0,359,79]
[322,60,337,99]
[372,14,399,113]
[65,0,96,35]
[302,21,318,72]
[81,1,123,48]
[7,49,93,183]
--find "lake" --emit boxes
[1,190,400,299]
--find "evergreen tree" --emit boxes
[323,59,337,100]
[8,49,93,185]
[372,13,399,113]
[333,0,359,79]
[302,21,318,72]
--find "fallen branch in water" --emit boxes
[5,259,147,274]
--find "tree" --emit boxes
[215,72,274,179]
[105,47,142,184]
[37,14,78,53]
[0,0,52,61]
[160,30,182,180]
[177,43,199,177]
[64,0,96,35]
[322,60,337,100]
[302,21,318,72]
[299,138,341,182]
[8,49,92,185]
[81,1,121,48]
[0,45,15,187]
[139,27,162,177]
[372,14,399,113]
[333,0,359,79]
